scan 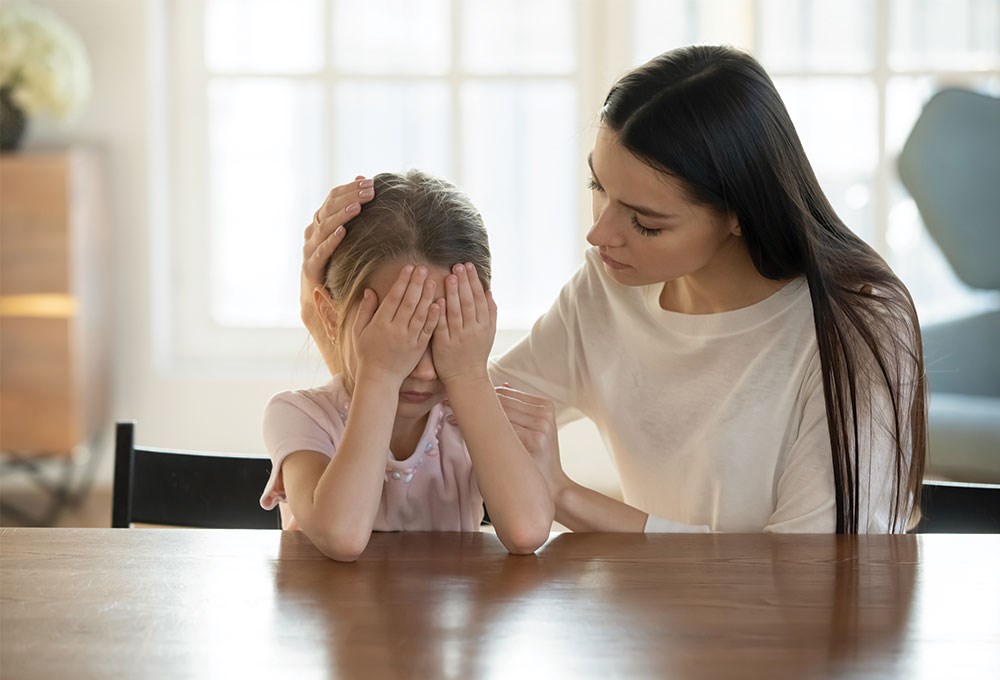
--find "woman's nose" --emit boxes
[410,348,437,381]
[586,207,622,247]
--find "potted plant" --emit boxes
[0,1,91,151]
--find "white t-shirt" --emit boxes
[490,248,901,533]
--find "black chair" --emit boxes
[112,421,280,529]
[914,480,1000,533]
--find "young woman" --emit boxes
[301,46,926,535]
[262,171,553,561]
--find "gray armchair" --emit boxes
[898,88,1000,483]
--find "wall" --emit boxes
[23,0,621,496]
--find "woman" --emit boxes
[301,45,926,534]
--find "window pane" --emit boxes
[890,0,1000,71]
[633,0,753,64]
[208,79,325,327]
[333,0,450,74]
[333,81,451,180]
[461,0,575,74]
[205,0,323,73]
[775,77,877,242]
[759,0,874,72]
[461,81,578,328]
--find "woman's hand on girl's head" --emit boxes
[494,386,569,498]
[432,263,497,386]
[301,176,376,329]
[353,265,441,387]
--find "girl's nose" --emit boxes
[410,348,437,381]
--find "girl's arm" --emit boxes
[283,266,441,561]
[494,387,648,532]
[301,177,376,374]
[433,264,555,554]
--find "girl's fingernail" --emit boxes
[359,178,373,188]
[334,225,345,237]
[359,188,374,199]
[347,202,360,213]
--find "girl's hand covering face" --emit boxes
[352,265,441,385]
[431,262,497,384]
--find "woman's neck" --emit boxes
[658,238,791,314]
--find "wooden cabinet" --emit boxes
[0,149,111,456]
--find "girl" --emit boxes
[261,170,553,561]
[301,46,926,535]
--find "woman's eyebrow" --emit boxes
[587,152,676,220]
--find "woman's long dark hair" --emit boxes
[601,45,926,532]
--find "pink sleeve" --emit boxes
[259,392,339,511]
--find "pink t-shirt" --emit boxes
[260,375,484,531]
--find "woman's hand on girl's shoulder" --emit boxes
[432,262,497,385]
[301,176,375,327]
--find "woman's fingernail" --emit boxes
[359,188,374,199]
[359,178,373,188]
[346,202,360,213]
[334,225,345,237]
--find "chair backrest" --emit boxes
[112,421,280,529]
[897,88,1000,291]
[914,480,1000,533]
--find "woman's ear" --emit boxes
[730,215,742,237]
[312,286,339,342]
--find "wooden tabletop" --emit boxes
[1,529,998,679]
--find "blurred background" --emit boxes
[1,0,998,526]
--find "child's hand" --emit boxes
[432,263,496,385]
[353,265,440,386]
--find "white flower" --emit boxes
[0,1,91,120]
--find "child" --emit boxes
[260,171,554,561]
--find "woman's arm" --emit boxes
[493,387,648,532]
[283,267,442,561]
[433,264,554,553]
[302,177,376,374]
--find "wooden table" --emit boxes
[2,529,998,679]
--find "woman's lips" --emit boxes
[600,252,629,269]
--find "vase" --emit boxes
[1,86,27,152]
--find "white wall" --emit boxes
[24,0,621,496]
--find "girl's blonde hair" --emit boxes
[323,170,491,365]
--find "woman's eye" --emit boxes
[587,178,603,192]
[630,214,662,237]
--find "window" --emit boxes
[163,0,1000,372]
[167,0,583,370]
